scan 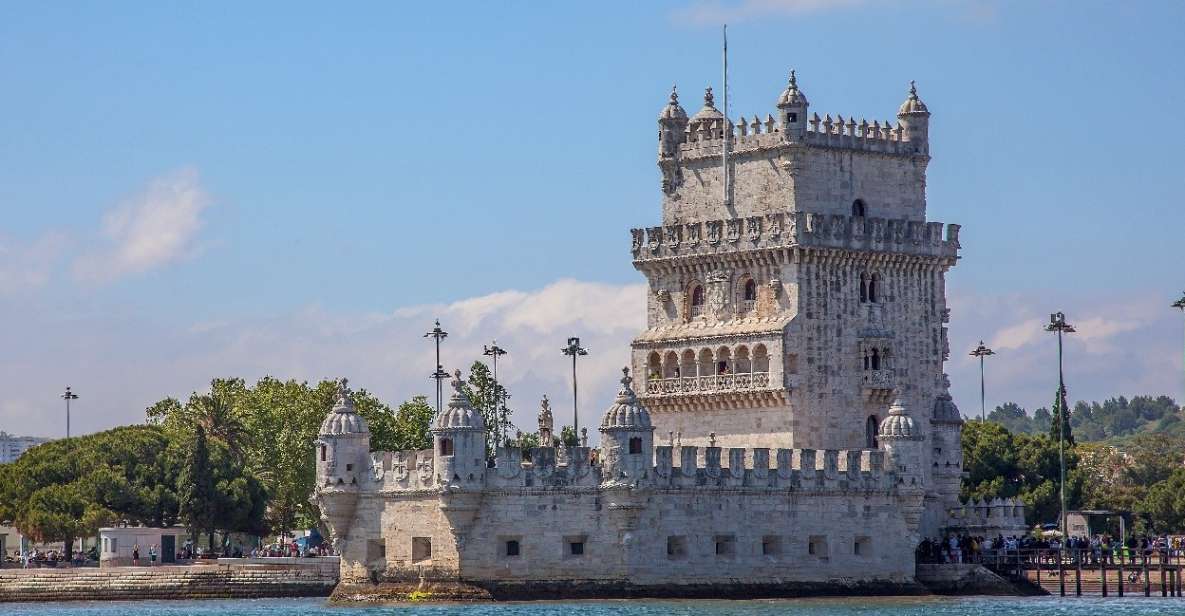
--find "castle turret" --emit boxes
[879,396,926,486]
[658,85,688,158]
[776,69,808,141]
[599,367,655,488]
[316,378,370,487]
[537,394,554,446]
[896,81,930,155]
[931,374,965,513]
[432,370,487,489]
[689,87,724,138]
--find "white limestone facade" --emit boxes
[312,72,1026,600]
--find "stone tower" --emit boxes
[431,370,487,490]
[598,367,655,489]
[316,378,371,488]
[629,70,962,531]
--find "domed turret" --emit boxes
[315,379,371,487]
[431,370,487,489]
[658,85,689,159]
[776,69,809,141]
[599,367,654,488]
[880,397,922,440]
[878,395,925,487]
[896,81,930,155]
[319,379,369,436]
[688,87,726,140]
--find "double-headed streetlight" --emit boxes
[483,341,508,445]
[969,341,995,422]
[424,320,449,416]
[1045,312,1075,540]
[561,337,589,437]
[61,386,79,439]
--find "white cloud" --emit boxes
[72,167,211,284]
[0,279,647,439]
[0,230,67,296]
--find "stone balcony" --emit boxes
[861,369,895,402]
[645,372,771,396]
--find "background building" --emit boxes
[0,431,51,464]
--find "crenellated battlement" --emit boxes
[630,211,959,263]
[674,112,922,161]
[368,444,909,494]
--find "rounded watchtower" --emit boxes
[432,370,487,489]
[879,395,925,487]
[776,69,809,141]
[316,378,370,487]
[599,367,654,488]
[896,81,930,155]
[658,85,689,158]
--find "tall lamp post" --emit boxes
[61,386,79,439]
[1045,312,1075,540]
[1173,292,1185,404]
[483,341,508,445]
[561,337,588,437]
[969,341,995,422]
[424,320,449,416]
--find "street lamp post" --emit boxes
[560,337,589,438]
[483,341,508,446]
[1045,312,1075,540]
[61,386,79,439]
[969,341,996,422]
[424,320,449,416]
[1173,292,1185,405]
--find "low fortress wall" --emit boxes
[0,559,338,602]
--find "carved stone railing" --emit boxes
[862,369,893,389]
[645,372,771,396]
[631,211,959,263]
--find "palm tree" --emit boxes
[188,388,249,461]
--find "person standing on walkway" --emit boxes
[132,544,140,566]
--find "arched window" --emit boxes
[863,351,870,371]
[735,346,752,374]
[866,416,879,449]
[869,274,879,303]
[852,199,867,217]
[860,273,869,303]
[689,284,705,318]
[681,350,698,378]
[743,278,757,301]
[664,351,679,378]
[753,345,770,373]
[870,348,880,371]
[647,352,662,380]
[439,438,454,456]
[716,346,732,375]
[629,437,643,455]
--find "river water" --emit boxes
[4,596,1185,616]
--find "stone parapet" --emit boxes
[0,561,338,602]
[631,212,959,264]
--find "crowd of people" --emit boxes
[918,533,1185,565]
[6,536,336,568]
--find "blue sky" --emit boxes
[2,1,1184,437]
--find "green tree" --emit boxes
[961,420,1083,525]
[1138,469,1185,534]
[463,361,513,452]
[560,425,579,447]
[178,426,218,549]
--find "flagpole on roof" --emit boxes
[722,24,730,207]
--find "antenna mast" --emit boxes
[722,24,730,206]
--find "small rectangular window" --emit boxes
[855,536,872,557]
[320,445,326,462]
[667,535,687,560]
[714,534,736,559]
[809,535,828,559]
[111,538,118,554]
[564,534,587,558]
[788,112,798,122]
[412,537,432,562]
[345,463,353,471]
[762,535,783,557]
[569,541,584,556]
[506,540,520,557]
